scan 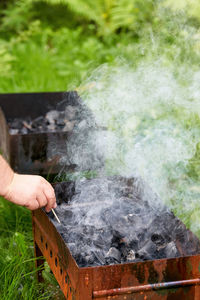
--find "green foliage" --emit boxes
[0,41,15,77]
[30,0,157,36]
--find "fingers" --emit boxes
[42,182,56,212]
[25,198,40,210]
[36,191,48,208]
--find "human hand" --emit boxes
[3,173,57,212]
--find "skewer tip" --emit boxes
[52,208,61,224]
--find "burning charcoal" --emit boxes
[141,240,157,255]
[54,184,65,204]
[135,250,153,261]
[56,112,65,127]
[151,233,165,246]
[101,229,113,247]
[163,241,178,258]
[85,253,95,265]
[45,110,59,124]
[93,235,105,249]
[63,120,75,132]
[21,127,28,134]
[125,233,139,251]
[9,128,19,135]
[62,210,73,225]
[135,240,157,261]
[127,250,136,261]
[63,181,75,202]
[93,250,105,265]
[127,213,141,224]
[112,229,126,246]
[106,247,121,262]
[47,177,200,268]
[82,225,95,236]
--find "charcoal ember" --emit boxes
[56,114,65,127]
[67,230,86,244]
[123,233,139,251]
[140,240,157,256]
[63,209,73,219]
[93,250,106,265]
[100,229,113,246]
[127,213,142,224]
[163,241,178,258]
[119,243,130,259]
[63,120,75,132]
[61,209,74,226]
[93,235,105,249]
[21,127,28,134]
[54,181,75,204]
[151,233,166,246]
[135,240,157,261]
[135,249,153,261]
[85,253,95,265]
[54,184,64,204]
[9,128,19,134]
[105,247,121,264]
[45,110,59,124]
[126,249,136,261]
[137,231,148,249]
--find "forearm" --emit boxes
[0,155,14,197]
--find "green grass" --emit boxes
[0,197,65,299]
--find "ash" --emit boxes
[8,105,80,134]
[49,176,200,267]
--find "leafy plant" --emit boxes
[32,0,156,36]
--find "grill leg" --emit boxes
[34,242,45,282]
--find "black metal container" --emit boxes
[0,92,83,175]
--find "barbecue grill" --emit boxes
[0,92,85,175]
[32,204,200,299]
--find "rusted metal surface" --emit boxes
[32,208,200,300]
[0,91,79,175]
[93,279,200,298]
[0,107,10,161]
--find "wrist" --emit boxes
[0,155,14,198]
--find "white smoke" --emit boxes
[73,61,200,234]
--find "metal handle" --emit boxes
[93,278,200,298]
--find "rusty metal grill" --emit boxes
[32,204,200,300]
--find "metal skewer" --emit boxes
[52,208,61,224]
